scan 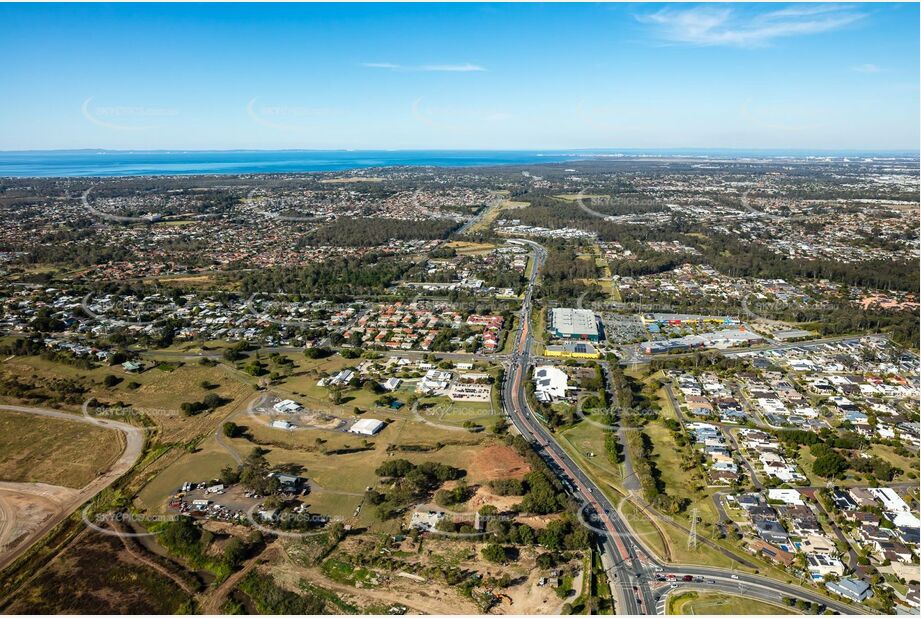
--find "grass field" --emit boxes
[136,441,237,511]
[558,418,623,484]
[591,243,621,302]
[796,446,874,487]
[554,194,609,202]
[644,387,720,527]
[794,443,920,488]
[463,199,528,234]
[667,591,796,615]
[0,353,253,444]
[416,396,498,429]
[501,316,520,354]
[531,306,546,354]
[444,240,497,256]
[619,500,669,559]
[260,354,385,413]
[0,409,124,489]
[141,410,511,527]
[642,420,720,526]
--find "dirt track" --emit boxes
[0,404,144,572]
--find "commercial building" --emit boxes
[773,328,816,341]
[641,328,764,354]
[418,369,452,394]
[320,369,354,387]
[534,365,570,403]
[548,308,599,341]
[544,341,601,359]
[640,312,739,327]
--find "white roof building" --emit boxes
[329,369,355,386]
[418,369,452,394]
[549,308,599,340]
[768,489,805,506]
[892,512,921,529]
[806,553,845,578]
[534,365,569,402]
[349,418,385,436]
[273,399,302,413]
[869,488,910,513]
[410,510,445,532]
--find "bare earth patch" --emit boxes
[0,482,80,561]
[468,443,531,482]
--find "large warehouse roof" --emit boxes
[550,308,598,338]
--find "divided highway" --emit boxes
[499,239,867,616]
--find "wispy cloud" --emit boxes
[637,4,865,48]
[362,62,486,73]
[853,63,882,73]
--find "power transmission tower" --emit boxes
[688,507,699,551]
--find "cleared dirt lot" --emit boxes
[468,443,532,481]
[0,482,80,564]
[0,404,143,572]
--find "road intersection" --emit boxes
[499,239,868,616]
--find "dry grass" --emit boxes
[667,591,795,615]
[0,409,123,489]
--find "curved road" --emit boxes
[0,404,144,572]
[499,240,868,616]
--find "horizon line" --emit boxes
[2,147,919,155]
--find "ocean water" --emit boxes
[0,150,582,177]
[0,149,914,178]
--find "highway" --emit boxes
[500,239,656,614]
[455,193,504,235]
[499,239,868,616]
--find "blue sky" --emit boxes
[0,3,917,151]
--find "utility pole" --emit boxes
[688,507,699,552]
